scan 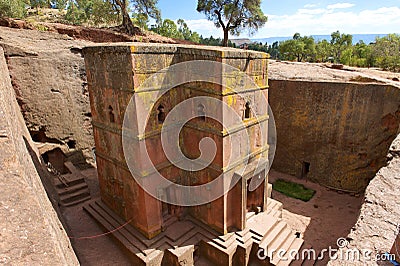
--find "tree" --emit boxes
[197,0,267,47]
[347,41,372,67]
[110,0,160,35]
[150,19,183,39]
[53,0,68,8]
[278,34,315,62]
[200,35,222,46]
[65,0,119,26]
[300,35,316,62]
[373,34,400,72]
[132,13,149,29]
[340,46,354,65]
[267,41,279,59]
[0,0,28,18]
[247,42,268,53]
[189,31,200,43]
[279,39,304,61]
[30,0,48,8]
[177,19,191,40]
[315,39,332,62]
[29,0,67,9]
[330,30,353,63]
[176,18,202,43]
[293,32,301,40]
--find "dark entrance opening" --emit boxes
[301,161,310,178]
[246,177,262,215]
[108,105,115,123]
[42,148,70,174]
[157,105,165,124]
[67,139,76,149]
[244,102,251,119]
[30,126,62,144]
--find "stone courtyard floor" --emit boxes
[60,167,364,265]
[268,170,364,265]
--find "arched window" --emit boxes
[157,105,165,123]
[108,105,115,123]
[244,102,251,119]
[197,104,205,121]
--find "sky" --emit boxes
[156,0,400,38]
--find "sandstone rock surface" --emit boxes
[0,47,79,265]
[328,133,400,265]
[0,26,94,158]
[269,60,400,191]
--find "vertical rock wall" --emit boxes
[328,133,400,265]
[269,80,400,192]
[0,47,79,265]
[0,27,94,161]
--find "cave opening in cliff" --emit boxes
[30,126,63,144]
[301,161,310,178]
[42,148,70,174]
[108,105,115,123]
[67,139,76,149]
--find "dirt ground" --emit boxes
[269,170,364,265]
[61,167,364,265]
[61,167,132,266]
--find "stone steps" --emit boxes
[259,221,287,250]
[266,198,283,219]
[59,188,91,206]
[84,200,222,265]
[53,161,91,207]
[202,208,304,266]
[57,182,88,196]
[270,231,297,265]
[246,201,304,266]
[283,242,314,266]
[276,238,304,266]
[84,201,163,264]
[64,196,92,207]
[54,175,85,189]
[83,198,303,266]
[56,176,91,206]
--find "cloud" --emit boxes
[304,3,318,8]
[327,3,355,9]
[182,5,400,39]
[251,6,400,38]
[298,8,326,15]
[185,19,222,37]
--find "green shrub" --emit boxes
[35,23,48,31]
[0,0,28,18]
[272,179,315,202]
[65,0,119,26]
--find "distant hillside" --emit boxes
[252,34,392,45]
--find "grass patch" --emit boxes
[272,179,315,202]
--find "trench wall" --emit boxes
[0,27,94,163]
[0,47,79,265]
[328,133,400,265]
[269,79,400,192]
